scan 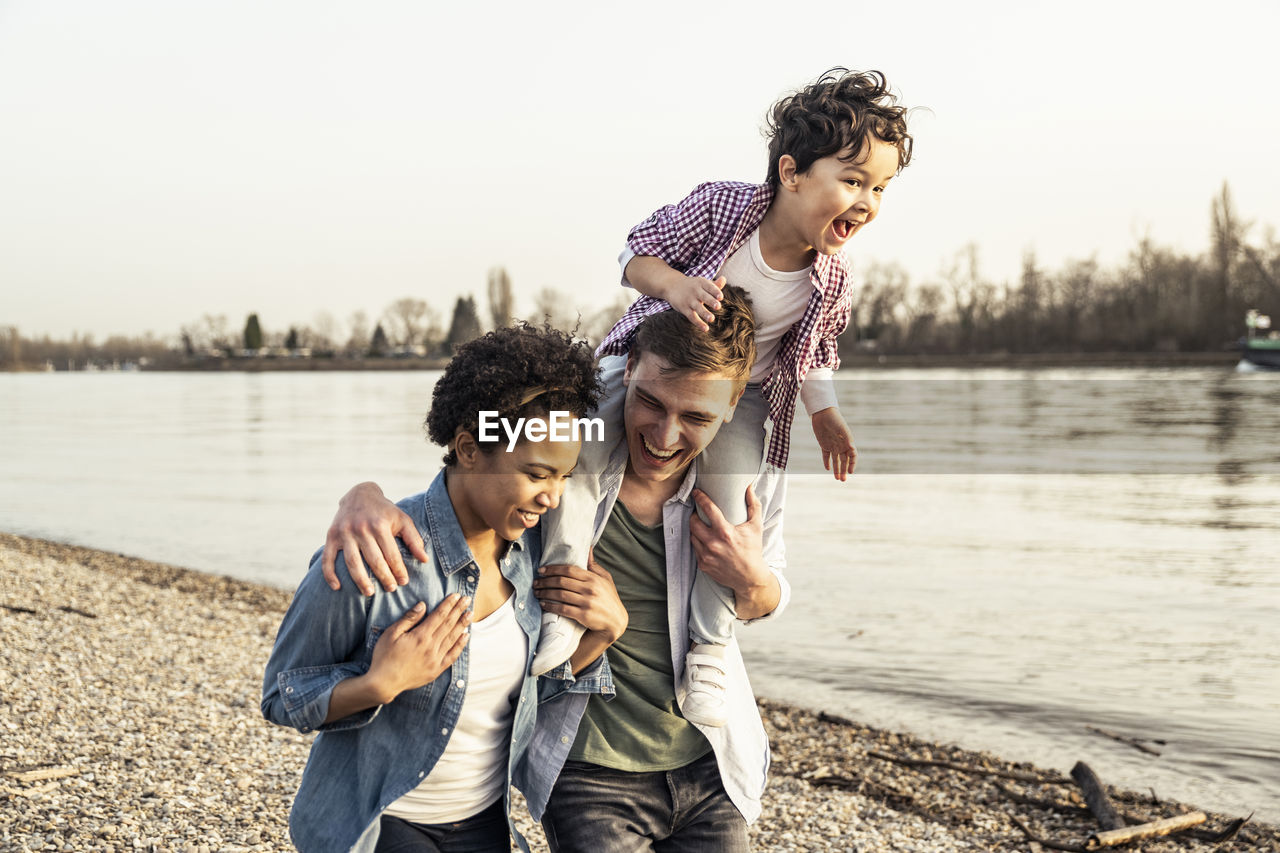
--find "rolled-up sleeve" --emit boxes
[536,652,615,704]
[261,551,379,734]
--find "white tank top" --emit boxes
[382,593,528,823]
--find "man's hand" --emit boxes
[534,551,628,643]
[664,274,725,332]
[690,486,778,620]
[322,482,428,596]
[810,407,857,481]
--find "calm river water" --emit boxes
[2,367,1277,820]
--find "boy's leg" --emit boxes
[681,572,735,727]
[691,384,768,526]
[532,355,626,676]
[680,386,769,725]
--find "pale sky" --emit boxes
[2,0,1278,340]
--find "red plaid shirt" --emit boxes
[598,180,853,469]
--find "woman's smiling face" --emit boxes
[453,419,582,542]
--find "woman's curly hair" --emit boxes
[765,68,913,188]
[426,322,603,466]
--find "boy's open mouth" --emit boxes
[833,219,858,240]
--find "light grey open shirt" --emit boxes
[516,439,791,825]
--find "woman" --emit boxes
[262,323,602,852]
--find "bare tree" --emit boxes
[346,310,370,356]
[531,287,578,333]
[382,298,439,348]
[582,292,636,348]
[487,267,514,329]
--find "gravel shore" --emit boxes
[1,532,1274,852]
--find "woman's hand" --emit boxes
[535,550,628,672]
[322,481,429,595]
[323,594,472,723]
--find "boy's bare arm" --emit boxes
[810,406,857,481]
[624,255,724,333]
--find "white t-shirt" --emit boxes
[382,593,527,823]
[716,229,837,414]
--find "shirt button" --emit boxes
[285,687,294,694]
[469,574,478,583]
[418,771,425,778]
[442,727,450,736]
[517,601,525,610]
[456,679,465,688]
[560,736,569,744]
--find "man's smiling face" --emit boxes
[621,351,743,485]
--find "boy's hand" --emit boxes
[322,482,428,595]
[811,407,857,481]
[667,275,725,332]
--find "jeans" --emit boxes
[374,798,509,853]
[540,752,750,853]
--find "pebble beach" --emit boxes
[1,532,1275,853]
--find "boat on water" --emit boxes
[1239,309,1280,371]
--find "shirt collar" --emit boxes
[421,469,524,576]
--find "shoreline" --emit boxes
[3,349,1247,373]
[1,532,1274,852]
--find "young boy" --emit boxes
[539,69,913,726]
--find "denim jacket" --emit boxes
[516,441,790,825]
[261,470,545,853]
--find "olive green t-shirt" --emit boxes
[568,500,711,771]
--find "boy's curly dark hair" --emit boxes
[765,68,913,188]
[426,322,602,465]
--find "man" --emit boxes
[325,290,788,851]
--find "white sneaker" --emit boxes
[530,612,587,676]
[680,645,728,727]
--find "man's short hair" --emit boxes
[632,284,756,392]
[765,68,913,189]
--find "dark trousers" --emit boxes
[541,752,749,853]
[374,797,509,853]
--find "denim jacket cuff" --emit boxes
[536,653,615,703]
[277,662,374,733]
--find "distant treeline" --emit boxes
[4,185,1275,371]
[840,184,1276,360]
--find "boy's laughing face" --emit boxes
[778,136,899,258]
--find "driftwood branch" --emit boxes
[1071,762,1125,831]
[868,749,1064,784]
[1085,725,1162,756]
[1085,812,1206,849]
[6,765,81,784]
